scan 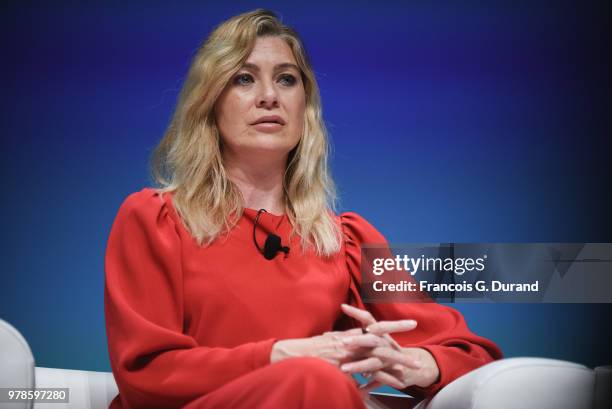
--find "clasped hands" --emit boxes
[270,304,440,392]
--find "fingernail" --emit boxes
[340,364,351,372]
[403,320,417,326]
[342,337,354,344]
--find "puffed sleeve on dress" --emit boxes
[340,212,503,400]
[104,189,276,409]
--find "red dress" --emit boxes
[104,188,502,409]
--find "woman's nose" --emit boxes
[256,81,279,109]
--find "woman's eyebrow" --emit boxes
[242,62,300,72]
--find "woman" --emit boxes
[104,9,502,409]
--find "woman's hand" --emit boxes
[339,303,440,391]
[270,327,365,366]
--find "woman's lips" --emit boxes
[252,122,284,132]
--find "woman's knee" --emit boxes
[270,357,363,396]
[270,358,364,407]
[185,358,364,409]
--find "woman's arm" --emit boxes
[105,191,275,408]
[366,300,502,398]
[339,212,502,399]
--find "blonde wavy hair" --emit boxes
[150,9,341,256]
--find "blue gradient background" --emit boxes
[2,0,611,377]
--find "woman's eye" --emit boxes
[278,74,297,86]
[234,73,254,86]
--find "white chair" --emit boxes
[1,319,610,409]
[412,357,612,409]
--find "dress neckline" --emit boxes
[243,207,286,219]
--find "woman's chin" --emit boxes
[242,136,299,153]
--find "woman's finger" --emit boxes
[340,357,384,373]
[324,328,365,340]
[342,334,388,348]
[340,304,405,351]
[370,346,422,369]
[366,369,408,390]
[341,303,376,325]
[366,320,417,335]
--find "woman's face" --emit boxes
[215,36,306,160]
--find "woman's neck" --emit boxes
[223,151,286,215]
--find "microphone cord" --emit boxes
[253,208,267,254]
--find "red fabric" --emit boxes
[105,188,502,408]
[183,358,365,409]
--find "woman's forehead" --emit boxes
[244,36,297,67]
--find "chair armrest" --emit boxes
[0,319,36,409]
[33,367,117,409]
